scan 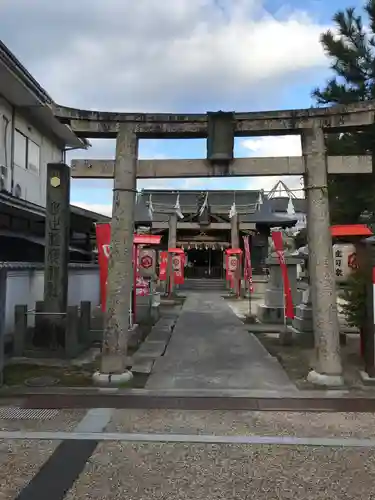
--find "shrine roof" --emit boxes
[135,190,297,226]
[268,197,306,213]
[331,224,373,237]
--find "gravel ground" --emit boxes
[106,409,375,439]
[65,442,375,500]
[0,439,60,499]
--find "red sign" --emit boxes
[159,250,185,285]
[173,254,185,285]
[140,255,153,269]
[271,231,294,319]
[243,235,254,293]
[225,249,242,293]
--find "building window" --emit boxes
[14,130,27,169]
[14,129,40,175]
[28,139,40,174]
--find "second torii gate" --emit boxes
[54,102,375,386]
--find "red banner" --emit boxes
[95,223,154,311]
[172,254,185,285]
[243,235,254,293]
[271,231,294,319]
[159,251,185,285]
[159,251,168,281]
[95,223,111,311]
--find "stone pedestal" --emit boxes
[288,283,314,346]
[257,255,301,324]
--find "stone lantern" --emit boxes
[288,246,314,345]
[257,230,302,324]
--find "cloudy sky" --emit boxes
[0,0,364,215]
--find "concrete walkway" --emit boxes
[146,292,296,391]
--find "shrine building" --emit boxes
[134,189,297,279]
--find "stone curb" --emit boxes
[1,387,375,399]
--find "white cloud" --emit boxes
[0,0,329,111]
[241,136,304,197]
[241,135,302,157]
[73,202,113,217]
[1,0,327,210]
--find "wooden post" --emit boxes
[0,269,6,385]
[364,237,375,377]
[168,213,177,296]
[80,301,91,345]
[14,305,27,357]
[230,215,240,297]
[65,306,79,359]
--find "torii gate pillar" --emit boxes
[93,125,136,385]
[302,126,343,386]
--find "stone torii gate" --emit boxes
[55,103,375,386]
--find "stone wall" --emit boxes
[1,263,100,337]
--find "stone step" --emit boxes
[179,279,227,290]
[156,318,177,331]
[133,340,167,359]
[147,329,172,343]
[131,358,155,374]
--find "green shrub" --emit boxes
[340,267,367,329]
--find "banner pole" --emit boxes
[132,244,138,325]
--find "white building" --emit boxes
[0,40,85,206]
[0,41,109,263]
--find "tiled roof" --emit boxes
[135,190,297,226]
[268,197,306,213]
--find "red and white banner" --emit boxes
[243,235,254,293]
[159,251,185,285]
[95,223,111,311]
[159,251,168,281]
[95,223,157,311]
[271,231,294,319]
[172,254,185,285]
[225,249,242,295]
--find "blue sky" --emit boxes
[0,0,366,215]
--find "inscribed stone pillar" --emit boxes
[97,125,137,380]
[302,126,343,385]
[42,163,70,348]
[168,213,177,295]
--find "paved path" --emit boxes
[146,292,296,391]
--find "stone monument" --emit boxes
[288,246,314,345]
[257,231,302,323]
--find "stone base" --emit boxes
[287,326,314,347]
[279,326,293,346]
[359,370,375,386]
[307,369,344,387]
[92,370,133,387]
[292,316,313,333]
[257,304,285,324]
